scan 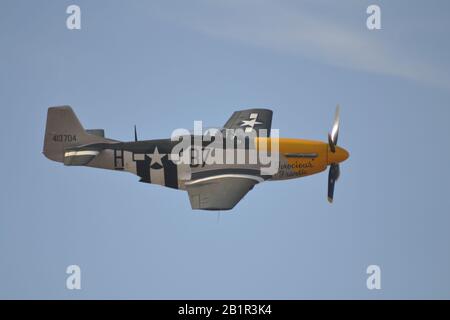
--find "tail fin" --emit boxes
[43,106,108,163]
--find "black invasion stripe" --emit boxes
[136,158,150,183]
[163,156,178,189]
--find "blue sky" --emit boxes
[1,0,450,299]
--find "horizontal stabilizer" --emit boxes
[63,149,100,166]
[86,129,105,138]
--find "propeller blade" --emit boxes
[327,163,340,203]
[328,133,335,153]
[329,105,340,152]
[134,125,138,142]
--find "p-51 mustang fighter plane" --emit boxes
[43,106,349,210]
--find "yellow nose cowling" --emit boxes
[328,146,349,164]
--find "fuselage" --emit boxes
[86,136,349,190]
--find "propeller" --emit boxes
[134,125,138,142]
[327,105,340,203]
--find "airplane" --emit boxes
[43,106,349,210]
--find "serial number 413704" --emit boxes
[52,134,77,142]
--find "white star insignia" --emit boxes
[240,113,262,132]
[147,146,166,167]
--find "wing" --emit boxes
[185,174,263,210]
[223,109,273,136]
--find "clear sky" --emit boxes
[1,0,450,299]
